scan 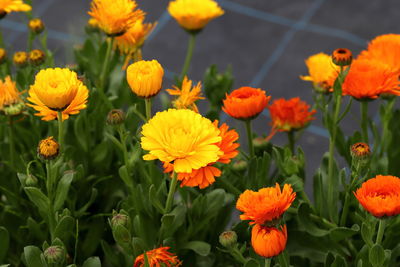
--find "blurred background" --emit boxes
[1,0,399,192]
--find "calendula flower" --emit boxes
[268,97,316,132]
[0,76,24,115]
[222,87,270,120]
[106,109,125,125]
[13,51,28,67]
[358,34,400,72]
[87,18,99,29]
[0,48,6,64]
[141,109,222,173]
[0,0,31,15]
[342,59,400,99]
[332,48,352,67]
[134,247,182,267]
[354,175,400,217]
[300,53,339,92]
[37,137,60,160]
[28,18,45,34]
[350,142,371,160]
[163,120,239,188]
[251,224,287,258]
[29,49,46,66]
[168,0,224,31]
[88,0,144,36]
[166,76,204,112]
[127,59,164,98]
[236,184,296,225]
[27,68,89,121]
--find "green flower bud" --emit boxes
[25,174,38,187]
[219,231,237,248]
[107,109,125,125]
[44,246,65,264]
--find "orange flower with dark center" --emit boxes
[236,184,296,225]
[354,175,400,217]
[358,34,400,72]
[350,142,371,159]
[268,97,316,132]
[332,48,352,67]
[342,59,400,99]
[163,120,239,189]
[134,247,182,267]
[251,224,287,258]
[222,87,270,120]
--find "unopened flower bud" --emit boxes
[107,109,125,125]
[232,160,247,172]
[219,231,237,248]
[111,212,129,228]
[0,48,6,64]
[3,102,24,116]
[13,51,28,67]
[25,174,38,187]
[44,246,65,264]
[37,137,60,160]
[29,49,46,66]
[350,142,371,168]
[332,48,352,67]
[28,18,45,34]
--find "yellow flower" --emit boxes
[27,68,89,121]
[166,76,204,112]
[126,59,164,98]
[88,0,144,36]
[168,0,224,31]
[29,49,46,66]
[0,48,6,64]
[13,51,28,67]
[0,76,23,112]
[141,109,222,173]
[37,137,60,160]
[0,0,31,15]
[28,18,45,34]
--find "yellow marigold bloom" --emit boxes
[168,0,224,31]
[141,109,222,173]
[126,59,164,98]
[29,49,46,66]
[28,18,45,34]
[88,0,144,36]
[166,76,204,112]
[27,68,89,121]
[0,76,22,110]
[87,18,99,28]
[0,0,31,15]
[300,52,339,92]
[13,51,28,67]
[37,136,60,160]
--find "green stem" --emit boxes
[264,258,271,267]
[8,117,16,170]
[230,247,247,264]
[46,162,56,241]
[218,178,241,197]
[287,131,295,154]
[57,112,63,152]
[376,219,386,245]
[339,193,350,226]
[245,120,255,158]
[361,101,369,143]
[179,33,197,83]
[28,32,35,51]
[164,173,178,214]
[99,37,114,91]
[118,125,130,173]
[145,98,152,121]
[381,98,395,154]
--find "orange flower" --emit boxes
[358,34,400,72]
[134,247,182,267]
[163,120,239,189]
[222,87,270,120]
[332,48,352,67]
[342,59,400,99]
[268,97,316,133]
[251,224,287,258]
[166,76,205,113]
[354,175,400,217]
[236,184,296,225]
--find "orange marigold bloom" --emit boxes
[134,247,182,267]
[332,48,352,67]
[222,87,270,120]
[354,175,400,217]
[350,142,371,160]
[166,76,205,113]
[0,76,22,109]
[342,59,400,99]
[236,184,296,225]
[251,224,287,258]
[163,120,239,189]
[268,97,316,132]
[358,34,400,72]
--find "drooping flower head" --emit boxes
[126,59,164,98]
[88,0,144,36]
[358,34,400,72]
[268,97,316,132]
[354,175,400,217]
[134,247,182,267]
[251,224,287,258]
[168,0,224,32]
[166,76,205,113]
[0,0,31,15]
[236,184,296,225]
[27,68,89,121]
[300,52,339,92]
[0,76,24,115]
[141,109,222,173]
[342,59,400,99]
[222,87,270,120]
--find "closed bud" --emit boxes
[111,212,129,228]
[29,49,46,66]
[37,137,60,160]
[0,48,6,64]
[219,231,237,248]
[107,109,125,125]
[232,160,247,172]
[28,18,45,34]
[25,174,38,187]
[126,60,164,98]
[332,48,352,67]
[13,51,28,68]
[3,102,24,116]
[44,246,65,264]
[350,142,371,169]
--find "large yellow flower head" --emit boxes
[88,0,144,36]
[126,59,164,98]
[166,76,204,112]
[27,68,89,121]
[141,109,222,173]
[168,0,224,31]
[0,0,31,15]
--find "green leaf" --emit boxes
[119,165,133,188]
[54,215,75,241]
[23,246,47,267]
[361,222,374,247]
[369,244,385,267]
[24,187,50,214]
[149,184,165,214]
[182,241,211,256]
[285,175,304,192]
[244,259,260,267]
[297,203,329,237]
[82,257,101,267]
[331,254,347,267]
[54,172,74,211]
[0,227,9,262]
[329,224,360,242]
[112,224,132,253]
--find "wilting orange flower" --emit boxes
[342,59,400,99]
[251,224,287,258]
[163,120,239,188]
[358,34,400,72]
[236,184,296,225]
[223,87,270,120]
[0,0,31,14]
[354,175,400,217]
[166,76,205,113]
[88,0,144,36]
[134,247,182,267]
[0,76,22,109]
[268,97,316,132]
